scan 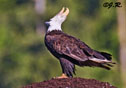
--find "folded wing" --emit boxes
[48,32,115,69]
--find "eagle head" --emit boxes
[45,7,69,32]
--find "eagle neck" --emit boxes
[47,24,62,32]
[46,30,63,34]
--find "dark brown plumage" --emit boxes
[44,7,115,77]
[44,30,115,77]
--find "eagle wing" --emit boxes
[45,31,114,69]
[51,34,94,62]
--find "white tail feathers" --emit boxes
[90,57,112,63]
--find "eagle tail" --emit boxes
[100,52,112,60]
[89,57,114,63]
[81,60,114,70]
[90,51,116,64]
[98,63,111,70]
[88,57,115,70]
[99,61,116,70]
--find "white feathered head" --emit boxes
[45,7,69,32]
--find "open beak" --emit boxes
[63,8,69,16]
[58,7,69,16]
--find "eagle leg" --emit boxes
[59,58,75,77]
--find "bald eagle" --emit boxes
[44,7,115,78]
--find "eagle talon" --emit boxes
[54,73,68,79]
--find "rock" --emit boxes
[22,77,117,88]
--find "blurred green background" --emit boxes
[0,0,126,88]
